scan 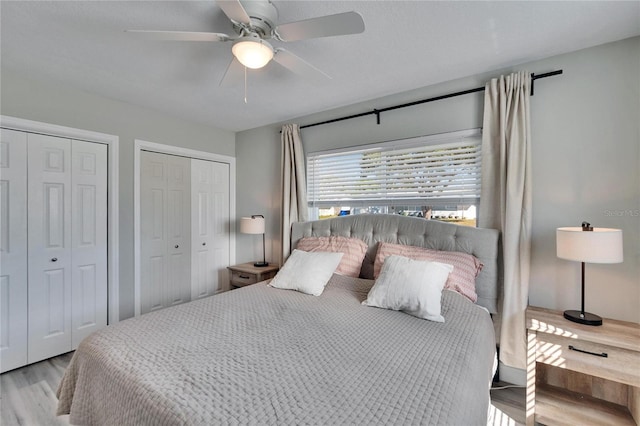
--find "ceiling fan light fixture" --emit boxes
[232,37,274,69]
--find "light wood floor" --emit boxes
[1,353,525,426]
[490,382,526,426]
[1,352,73,426]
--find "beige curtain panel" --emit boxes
[280,124,308,265]
[479,71,532,370]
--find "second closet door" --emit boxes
[140,151,191,314]
[191,159,229,299]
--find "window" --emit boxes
[307,129,481,226]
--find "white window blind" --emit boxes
[307,130,481,208]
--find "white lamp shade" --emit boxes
[557,227,623,264]
[240,216,265,234]
[232,38,274,69]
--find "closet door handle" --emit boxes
[202,242,206,246]
[51,258,58,262]
[175,245,179,249]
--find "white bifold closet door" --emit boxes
[27,134,107,364]
[69,139,108,348]
[140,152,230,315]
[191,159,229,299]
[0,129,28,371]
[140,151,191,314]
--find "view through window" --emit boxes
[307,129,481,227]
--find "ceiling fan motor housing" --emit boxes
[233,0,278,38]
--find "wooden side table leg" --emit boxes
[526,330,537,426]
[629,386,640,426]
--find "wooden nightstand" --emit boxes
[526,306,640,426]
[227,262,279,289]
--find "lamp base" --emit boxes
[563,310,603,326]
[253,261,269,267]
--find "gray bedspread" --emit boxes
[57,274,496,425]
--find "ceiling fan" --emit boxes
[127,0,365,85]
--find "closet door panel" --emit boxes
[71,140,107,348]
[140,151,168,314]
[27,133,73,364]
[191,159,215,299]
[211,162,230,292]
[0,129,28,372]
[166,155,191,307]
[191,160,229,298]
[140,152,191,313]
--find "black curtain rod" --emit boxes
[297,70,563,131]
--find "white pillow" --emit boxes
[362,255,453,322]
[269,249,343,296]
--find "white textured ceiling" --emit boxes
[2,1,639,132]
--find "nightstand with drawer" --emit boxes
[526,306,640,426]
[227,262,279,289]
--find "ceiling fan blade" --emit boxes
[219,57,245,87]
[217,0,251,26]
[126,30,231,42]
[273,48,331,82]
[276,11,365,42]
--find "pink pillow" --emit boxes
[296,236,368,278]
[373,242,483,303]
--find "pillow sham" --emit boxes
[373,242,483,303]
[269,249,343,296]
[363,255,453,322]
[296,236,368,278]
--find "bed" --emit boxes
[57,214,500,425]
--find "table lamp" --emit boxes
[240,215,268,267]
[556,222,623,326]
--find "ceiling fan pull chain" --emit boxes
[244,65,248,104]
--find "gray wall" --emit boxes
[236,36,640,326]
[235,126,283,264]
[1,70,235,320]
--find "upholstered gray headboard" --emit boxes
[291,214,500,313]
